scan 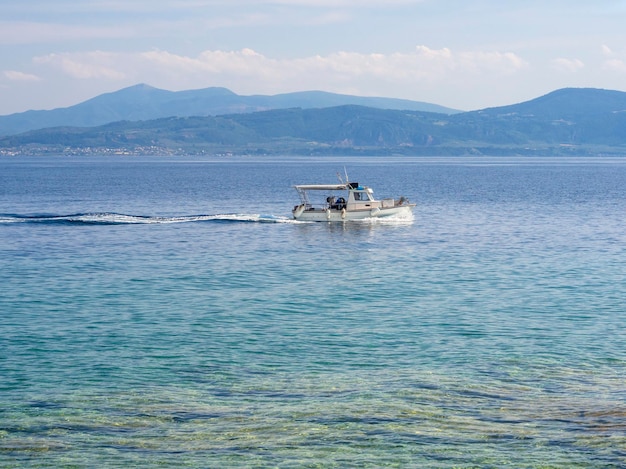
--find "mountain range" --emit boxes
[1,86,626,156]
[0,84,460,137]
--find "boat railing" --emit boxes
[295,189,311,207]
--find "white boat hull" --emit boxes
[293,204,414,222]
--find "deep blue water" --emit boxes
[1,156,625,467]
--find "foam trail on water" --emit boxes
[0,212,414,225]
[0,213,299,225]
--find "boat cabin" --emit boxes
[294,182,395,212]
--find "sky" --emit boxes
[2,0,626,115]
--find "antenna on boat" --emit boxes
[337,167,350,185]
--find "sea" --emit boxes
[1,155,625,468]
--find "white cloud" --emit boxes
[27,46,529,106]
[3,70,41,82]
[457,50,528,74]
[552,58,585,73]
[0,1,417,46]
[603,58,626,73]
[81,0,424,8]
[137,45,527,84]
[0,21,135,45]
[243,0,424,5]
[600,45,626,73]
[142,48,272,75]
[601,44,614,57]
[34,52,127,80]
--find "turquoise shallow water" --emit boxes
[1,156,625,467]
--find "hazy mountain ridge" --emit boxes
[0,84,460,137]
[2,88,626,156]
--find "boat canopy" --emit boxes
[294,184,348,191]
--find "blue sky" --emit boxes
[2,0,626,115]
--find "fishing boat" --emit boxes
[292,180,415,221]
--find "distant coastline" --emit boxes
[2,143,626,158]
[2,86,626,157]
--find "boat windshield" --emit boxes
[353,191,372,201]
